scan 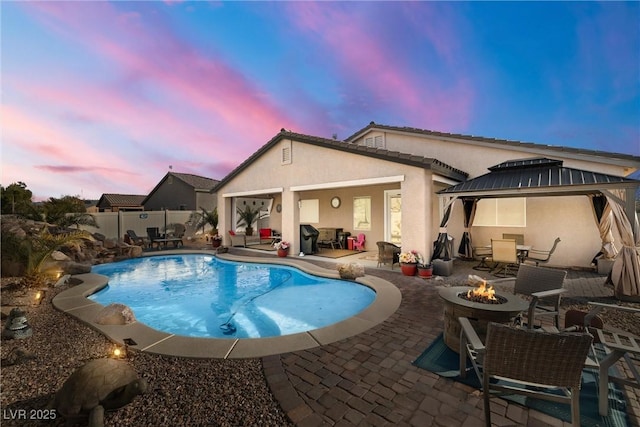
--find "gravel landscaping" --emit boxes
[1,278,292,427]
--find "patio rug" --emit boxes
[413,333,629,427]
[314,249,361,259]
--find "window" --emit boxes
[363,134,385,149]
[473,198,526,227]
[353,196,371,230]
[299,199,319,223]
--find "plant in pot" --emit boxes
[190,207,218,240]
[236,205,262,236]
[210,234,223,248]
[274,240,290,257]
[399,250,420,276]
[417,261,433,279]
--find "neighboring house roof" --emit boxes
[213,129,469,192]
[96,193,146,208]
[346,122,640,168]
[142,172,220,205]
[438,157,640,198]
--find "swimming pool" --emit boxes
[90,254,376,339]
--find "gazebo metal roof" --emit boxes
[437,157,639,198]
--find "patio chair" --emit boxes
[472,245,494,271]
[126,230,147,247]
[228,230,247,247]
[491,239,518,277]
[564,302,640,416]
[146,227,163,247]
[502,233,525,245]
[376,241,401,269]
[353,233,366,251]
[492,263,567,329]
[525,237,561,266]
[459,318,593,427]
[171,223,186,238]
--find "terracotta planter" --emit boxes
[211,239,222,248]
[400,263,417,276]
[417,266,433,279]
[277,248,289,257]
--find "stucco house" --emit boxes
[143,172,219,212]
[213,123,640,295]
[95,193,145,212]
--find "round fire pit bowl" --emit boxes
[438,286,529,353]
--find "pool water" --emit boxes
[90,254,375,339]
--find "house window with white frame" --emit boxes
[363,134,385,149]
[473,198,527,227]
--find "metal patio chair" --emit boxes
[459,319,593,427]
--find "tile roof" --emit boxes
[169,172,219,191]
[214,129,468,191]
[97,193,146,207]
[347,122,640,166]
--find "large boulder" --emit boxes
[94,303,136,325]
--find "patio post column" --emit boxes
[281,189,300,254]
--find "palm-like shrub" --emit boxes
[19,227,91,289]
[189,207,218,235]
[236,205,262,236]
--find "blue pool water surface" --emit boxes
[90,254,375,339]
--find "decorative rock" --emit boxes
[52,358,147,427]
[4,347,36,366]
[51,250,72,261]
[95,303,136,325]
[337,263,365,280]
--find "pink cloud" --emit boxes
[284,2,475,131]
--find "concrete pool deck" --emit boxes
[51,251,401,359]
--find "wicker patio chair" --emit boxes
[376,241,401,269]
[459,319,593,427]
[491,263,567,329]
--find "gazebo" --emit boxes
[436,158,640,301]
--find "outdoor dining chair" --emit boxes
[459,318,593,427]
[490,239,518,277]
[525,237,561,266]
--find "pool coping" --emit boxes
[51,250,402,359]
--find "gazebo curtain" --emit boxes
[457,198,478,259]
[604,190,640,301]
[431,198,456,262]
[590,194,618,262]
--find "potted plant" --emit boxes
[236,205,262,236]
[190,207,218,239]
[210,234,223,248]
[417,262,433,279]
[399,250,420,276]
[274,240,290,257]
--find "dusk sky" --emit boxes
[2,1,639,201]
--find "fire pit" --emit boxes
[439,285,528,352]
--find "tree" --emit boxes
[42,195,97,228]
[0,182,40,219]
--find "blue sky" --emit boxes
[2,1,638,200]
